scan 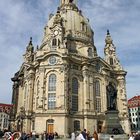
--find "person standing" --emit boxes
[32,131,36,140]
[81,129,87,140]
[129,134,135,140]
[86,131,91,140]
[134,132,140,140]
[71,132,75,140]
[109,135,114,140]
[93,131,98,140]
[79,131,85,140]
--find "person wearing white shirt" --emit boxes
[110,135,114,140]
[78,133,85,140]
[129,134,135,140]
[71,132,75,140]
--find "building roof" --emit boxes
[0,103,13,114]
[128,96,140,108]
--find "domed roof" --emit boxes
[42,2,94,45]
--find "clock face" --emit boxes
[54,30,59,36]
[49,56,57,65]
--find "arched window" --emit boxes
[48,74,56,110]
[95,80,100,96]
[52,38,57,46]
[81,22,85,31]
[74,120,80,131]
[95,98,101,113]
[48,74,56,91]
[110,58,113,65]
[71,77,78,111]
[95,80,101,112]
[88,48,92,57]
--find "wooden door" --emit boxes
[47,124,54,133]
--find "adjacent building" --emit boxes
[128,96,140,132]
[11,0,130,136]
[0,103,12,131]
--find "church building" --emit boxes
[11,0,130,136]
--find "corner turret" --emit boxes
[104,30,123,70]
[24,37,34,63]
[26,37,34,53]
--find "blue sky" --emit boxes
[0,0,140,103]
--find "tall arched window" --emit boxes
[110,57,113,65]
[71,77,78,111]
[52,38,57,46]
[81,22,85,31]
[88,48,92,57]
[95,80,100,96]
[95,80,101,112]
[48,74,56,110]
[48,74,56,91]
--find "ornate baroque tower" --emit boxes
[11,0,130,136]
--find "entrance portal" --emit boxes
[47,124,54,133]
[46,119,54,133]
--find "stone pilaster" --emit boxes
[82,65,89,113]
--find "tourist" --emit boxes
[48,133,54,140]
[79,131,85,140]
[54,132,59,139]
[129,134,135,140]
[134,131,140,140]
[109,135,114,140]
[32,131,36,140]
[81,129,87,139]
[75,131,80,140]
[93,131,98,140]
[86,131,91,140]
[71,131,75,140]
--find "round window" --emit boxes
[49,56,57,65]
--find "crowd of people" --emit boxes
[71,129,98,140]
[71,129,140,140]
[1,131,59,140]
[1,129,140,140]
[128,131,140,140]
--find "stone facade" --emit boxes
[11,0,130,136]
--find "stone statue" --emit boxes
[106,82,117,110]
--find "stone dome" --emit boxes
[42,2,94,45]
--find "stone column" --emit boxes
[82,65,89,113]
[38,67,45,109]
[82,65,89,130]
